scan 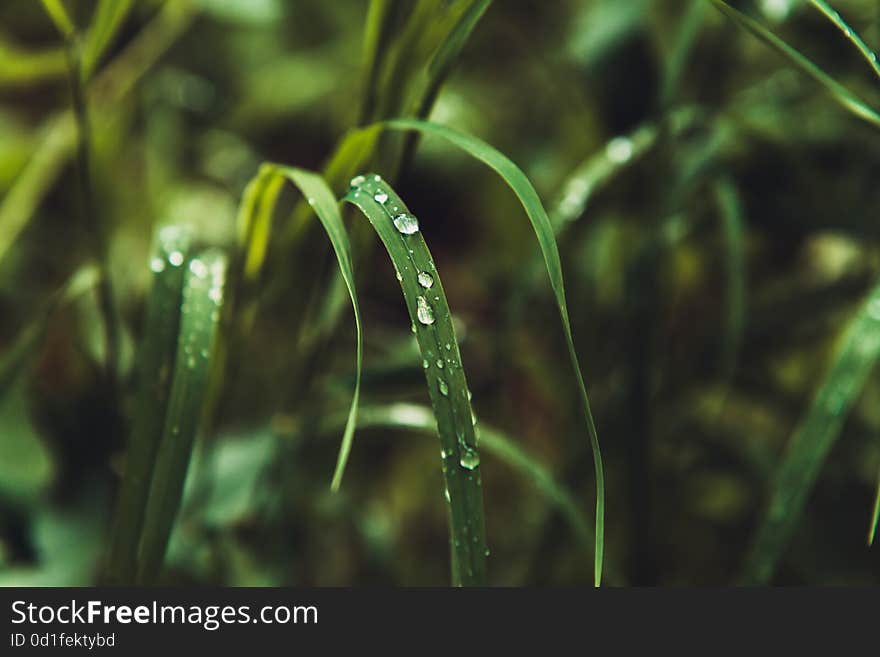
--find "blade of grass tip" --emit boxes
[81,0,135,80]
[344,175,488,586]
[0,264,100,395]
[743,276,880,584]
[808,0,880,82]
[332,403,610,580]
[235,164,363,491]
[379,118,605,587]
[709,0,880,129]
[868,470,880,546]
[102,225,192,585]
[136,248,227,584]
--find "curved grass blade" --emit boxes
[102,226,192,585]
[709,0,880,129]
[743,277,880,583]
[379,118,605,586]
[808,0,880,82]
[344,175,487,586]
[236,164,363,492]
[136,248,227,584]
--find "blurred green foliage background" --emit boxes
[1,0,880,585]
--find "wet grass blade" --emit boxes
[336,403,598,570]
[102,226,192,585]
[236,164,363,491]
[39,0,76,40]
[743,277,880,583]
[808,0,880,82]
[709,0,880,129]
[379,118,605,586]
[344,175,487,586]
[136,248,227,584]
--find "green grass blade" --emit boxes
[324,403,603,575]
[380,117,605,586]
[0,265,99,395]
[136,248,227,584]
[40,0,76,41]
[714,177,746,381]
[808,0,880,82]
[102,226,192,585]
[344,175,488,586]
[709,0,880,129]
[743,276,880,583]
[236,164,363,491]
[869,470,880,546]
[82,0,135,80]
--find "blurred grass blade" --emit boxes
[710,0,880,129]
[714,177,746,381]
[381,118,605,586]
[103,226,192,585]
[82,0,135,80]
[344,175,488,586]
[330,403,603,575]
[744,277,880,583]
[808,0,880,82]
[40,0,76,40]
[358,0,399,125]
[137,248,227,584]
[237,164,363,491]
[869,471,880,546]
[0,264,100,395]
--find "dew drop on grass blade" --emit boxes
[807,0,880,82]
[379,118,605,586]
[344,175,488,586]
[744,278,880,583]
[103,226,192,584]
[235,164,363,493]
[136,248,227,584]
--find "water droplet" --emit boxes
[444,487,451,503]
[374,191,388,204]
[459,447,480,470]
[438,379,449,396]
[445,343,452,351]
[373,174,382,182]
[606,136,634,164]
[410,322,417,334]
[393,213,419,235]
[350,175,366,187]
[189,259,207,278]
[416,296,435,325]
[422,359,429,369]
[150,257,166,273]
[417,271,434,288]
[395,269,403,282]
[169,251,184,267]
[436,359,444,369]
[209,287,223,304]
